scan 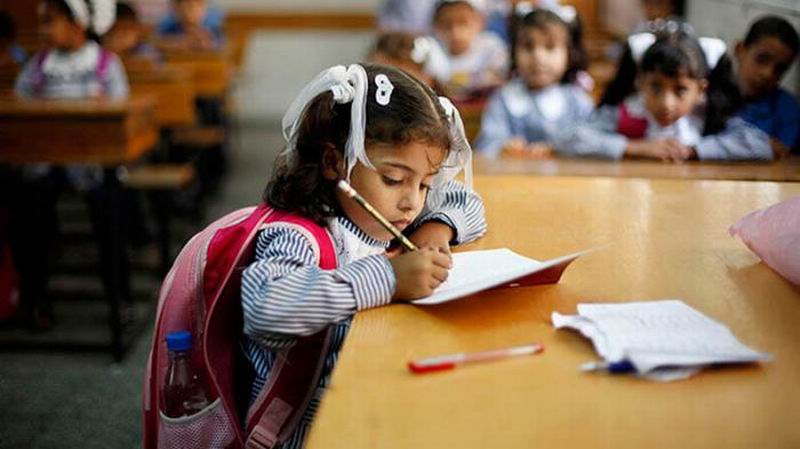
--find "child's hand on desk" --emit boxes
[503,140,553,159]
[407,221,455,258]
[625,138,692,163]
[389,248,452,301]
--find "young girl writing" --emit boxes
[241,63,487,448]
[555,23,773,161]
[735,16,800,156]
[475,6,593,159]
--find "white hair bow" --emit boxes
[64,0,117,36]
[628,32,727,69]
[514,1,576,23]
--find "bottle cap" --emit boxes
[166,331,193,351]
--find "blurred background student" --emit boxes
[424,0,509,100]
[103,1,162,66]
[157,0,224,51]
[734,16,800,157]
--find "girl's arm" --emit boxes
[411,179,488,246]
[552,106,628,159]
[242,226,395,343]
[694,117,773,161]
[474,91,514,158]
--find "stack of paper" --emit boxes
[552,300,771,381]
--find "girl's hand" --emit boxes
[389,248,452,301]
[503,140,554,160]
[625,138,692,162]
[770,138,791,160]
[408,221,455,258]
[502,138,528,158]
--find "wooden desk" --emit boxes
[127,66,196,128]
[474,155,800,182]
[0,95,158,361]
[0,95,158,165]
[162,49,232,98]
[307,176,800,449]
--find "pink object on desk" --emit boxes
[408,343,545,374]
[730,195,800,286]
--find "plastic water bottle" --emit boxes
[162,331,211,418]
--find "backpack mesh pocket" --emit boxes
[157,398,236,449]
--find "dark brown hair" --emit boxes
[264,63,452,224]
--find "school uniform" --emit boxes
[241,180,487,449]
[15,41,128,100]
[424,32,509,95]
[377,0,438,33]
[475,79,594,157]
[553,95,773,160]
[738,88,800,150]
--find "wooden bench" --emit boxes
[126,63,197,129]
[124,163,196,274]
[161,48,233,98]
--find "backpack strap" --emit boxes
[617,103,648,139]
[31,50,50,96]
[244,209,337,449]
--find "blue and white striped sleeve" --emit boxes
[695,117,773,161]
[552,105,628,159]
[414,180,487,245]
[241,226,395,342]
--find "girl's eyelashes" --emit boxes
[381,175,403,186]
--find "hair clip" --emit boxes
[375,74,394,106]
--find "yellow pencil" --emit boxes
[337,180,418,252]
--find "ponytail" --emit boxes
[702,54,742,135]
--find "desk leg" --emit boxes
[101,167,129,362]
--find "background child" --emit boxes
[554,24,773,161]
[368,31,441,91]
[241,63,486,448]
[104,2,163,66]
[735,16,800,156]
[424,0,509,100]
[15,0,127,99]
[0,11,27,72]
[9,0,128,330]
[475,6,592,158]
[157,0,223,51]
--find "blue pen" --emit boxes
[580,360,636,374]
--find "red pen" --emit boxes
[408,343,545,374]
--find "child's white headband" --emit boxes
[514,1,577,24]
[628,32,727,69]
[280,64,473,191]
[64,0,116,36]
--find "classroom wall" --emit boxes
[688,0,800,95]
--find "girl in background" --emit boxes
[555,23,772,161]
[475,5,592,158]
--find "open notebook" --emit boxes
[413,248,591,305]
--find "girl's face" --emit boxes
[177,0,208,28]
[735,37,797,99]
[335,141,446,242]
[433,3,484,56]
[38,2,84,49]
[515,24,569,90]
[638,71,706,127]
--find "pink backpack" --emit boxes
[143,204,337,449]
[616,103,648,139]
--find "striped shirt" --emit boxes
[241,180,487,448]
